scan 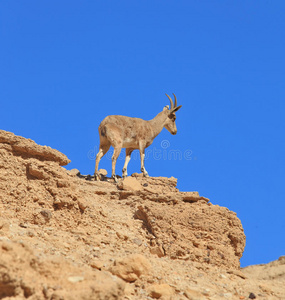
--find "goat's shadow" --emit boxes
[76,172,122,182]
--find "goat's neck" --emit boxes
[149,110,168,138]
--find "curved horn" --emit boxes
[165,94,174,110]
[173,93,177,108]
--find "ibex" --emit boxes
[94,93,182,181]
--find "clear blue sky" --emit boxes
[1,1,284,267]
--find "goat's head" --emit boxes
[163,93,182,135]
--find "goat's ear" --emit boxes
[171,105,182,113]
[163,105,169,111]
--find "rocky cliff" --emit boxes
[0,129,284,299]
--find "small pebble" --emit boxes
[67,276,84,283]
[249,292,256,299]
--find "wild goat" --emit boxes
[94,93,182,181]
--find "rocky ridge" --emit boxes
[0,129,284,299]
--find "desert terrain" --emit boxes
[0,129,284,299]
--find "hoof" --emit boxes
[122,168,127,179]
[112,175,118,183]
[94,173,100,181]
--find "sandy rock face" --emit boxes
[243,255,285,281]
[0,129,284,299]
[0,130,82,227]
[134,202,245,269]
[0,240,125,300]
[0,130,70,166]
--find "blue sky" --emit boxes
[1,1,284,267]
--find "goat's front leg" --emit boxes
[139,147,149,177]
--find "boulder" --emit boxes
[109,254,151,282]
[148,283,174,299]
[117,177,143,191]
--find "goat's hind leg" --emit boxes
[94,142,110,181]
[111,145,122,182]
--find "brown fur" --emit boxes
[94,94,182,180]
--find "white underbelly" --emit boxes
[123,138,138,148]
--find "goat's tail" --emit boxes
[99,125,107,137]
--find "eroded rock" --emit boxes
[135,202,245,269]
[0,130,70,166]
[148,283,174,299]
[117,176,143,191]
[1,130,282,299]
[0,241,125,300]
[109,254,151,282]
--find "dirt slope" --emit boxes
[0,129,284,299]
